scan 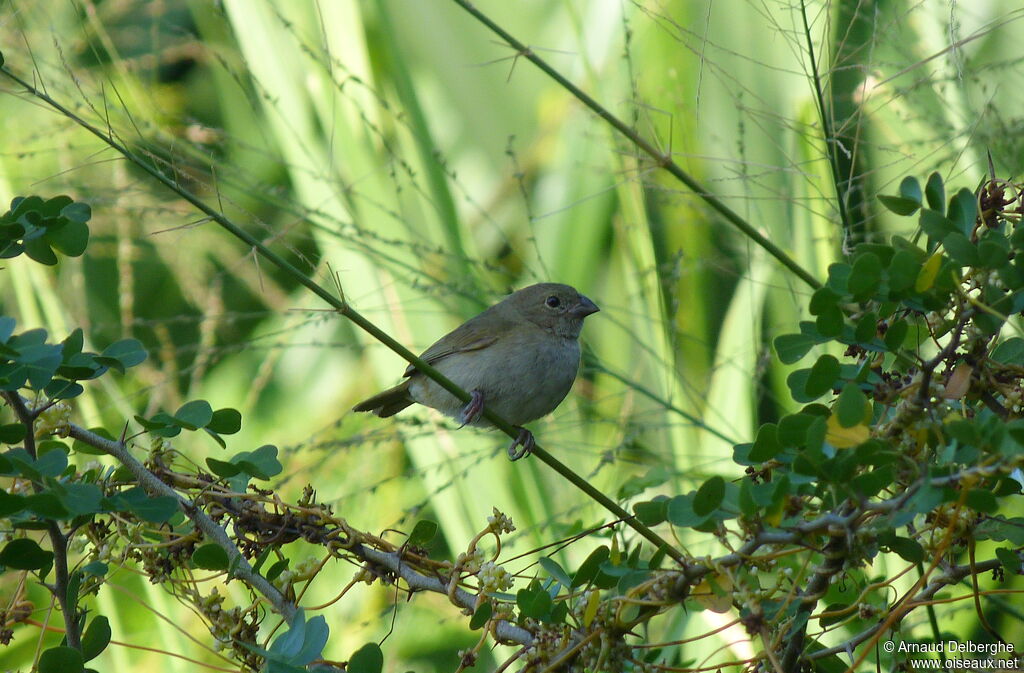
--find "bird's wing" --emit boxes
[402,313,512,377]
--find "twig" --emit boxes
[1,392,81,650]
[448,0,822,291]
[62,422,296,621]
[0,61,687,567]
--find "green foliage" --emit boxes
[3,0,1024,669]
[0,195,91,265]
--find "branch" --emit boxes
[0,61,686,567]
[806,558,1003,662]
[62,422,296,621]
[355,545,533,646]
[448,0,822,291]
[2,392,81,650]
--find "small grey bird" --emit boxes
[352,283,599,459]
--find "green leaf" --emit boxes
[0,490,27,517]
[977,233,1009,268]
[617,467,669,499]
[995,547,1020,575]
[778,413,814,448]
[407,519,437,547]
[991,338,1024,365]
[269,612,329,667]
[633,498,668,526]
[814,306,844,338]
[977,517,1024,544]
[266,559,289,582]
[0,538,54,570]
[693,476,725,516]
[749,423,781,461]
[517,584,552,619]
[100,338,147,371]
[348,642,383,673]
[206,457,242,478]
[805,355,840,399]
[886,537,924,563]
[847,253,883,300]
[81,615,111,661]
[919,208,955,241]
[942,232,979,266]
[884,320,909,351]
[850,465,892,498]
[207,408,242,434]
[965,488,997,514]
[25,493,70,518]
[878,194,920,216]
[925,172,945,211]
[835,383,868,428]
[809,287,842,315]
[108,488,179,523]
[666,493,709,528]
[23,235,59,265]
[887,250,922,293]
[60,482,103,516]
[539,557,573,588]
[899,176,922,204]
[231,444,281,482]
[35,445,69,477]
[948,188,978,236]
[47,219,89,257]
[82,561,108,576]
[44,378,84,400]
[38,646,84,673]
[0,423,26,444]
[193,543,230,570]
[853,312,877,343]
[173,400,213,430]
[61,328,84,357]
[470,601,492,630]
[0,316,15,342]
[571,546,610,587]
[774,333,817,364]
[61,201,92,224]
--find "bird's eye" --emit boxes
[545,296,561,308]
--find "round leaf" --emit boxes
[348,642,383,673]
[39,646,84,673]
[693,476,725,516]
[0,538,55,570]
[835,382,868,428]
[805,355,841,399]
[192,543,230,570]
[173,400,214,430]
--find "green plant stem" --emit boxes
[448,0,822,292]
[0,63,688,566]
[2,392,80,651]
[798,0,853,238]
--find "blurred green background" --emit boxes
[2,0,1022,670]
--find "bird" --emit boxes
[352,283,599,460]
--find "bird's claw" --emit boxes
[507,428,535,461]
[458,389,485,427]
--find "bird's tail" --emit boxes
[352,380,414,417]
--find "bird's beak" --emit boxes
[572,295,600,318]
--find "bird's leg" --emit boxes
[458,389,485,427]
[507,427,535,461]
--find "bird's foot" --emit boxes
[507,427,535,461]
[458,389,485,427]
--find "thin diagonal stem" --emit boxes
[449,0,822,291]
[0,62,687,566]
